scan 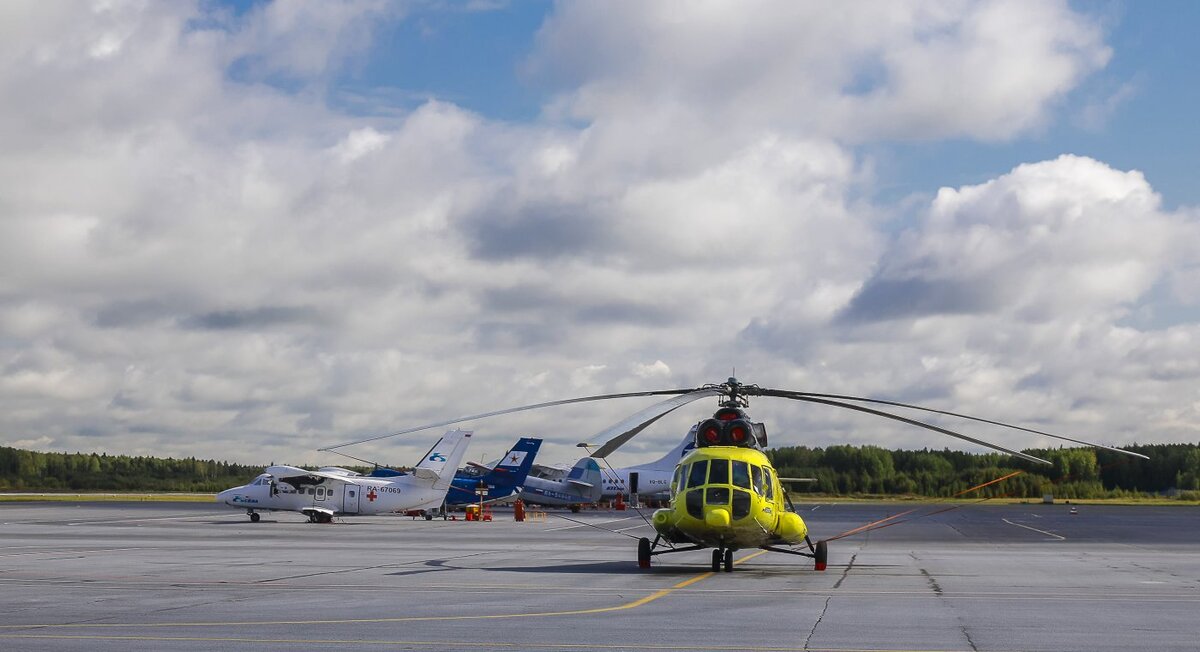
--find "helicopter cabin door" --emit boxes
[342,484,361,514]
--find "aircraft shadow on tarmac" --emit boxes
[420,559,745,576]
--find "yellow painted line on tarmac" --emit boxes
[0,634,983,652]
[0,550,769,632]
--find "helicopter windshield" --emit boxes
[679,457,760,521]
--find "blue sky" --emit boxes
[1,1,1198,466]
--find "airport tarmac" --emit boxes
[1,500,1197,651]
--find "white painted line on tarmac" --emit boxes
[542,516,638,531]
[1002,518,1066,540]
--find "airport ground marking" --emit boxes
[0,634,988,651]
[0,550,769,631]
[1001,518,1066,540]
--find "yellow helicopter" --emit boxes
[640,404,823,572]
[321,377,1147,573]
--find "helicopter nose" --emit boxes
[705,507,731,528]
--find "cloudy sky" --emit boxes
[2,0,1198,469]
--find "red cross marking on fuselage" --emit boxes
[366,488,378,502]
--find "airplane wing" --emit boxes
[529,463,569,480]
[266,465,354,487]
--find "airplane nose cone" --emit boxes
[216,489,233,504]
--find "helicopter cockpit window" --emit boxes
[731,461,750,489]
[686,460,708,489]
[751,465,764,495]
[708,459,729,485]
[672,465,685,492]
[705,486,730,505]
[731,490,751,520]
[763,468,775,500]
[686,489,704,519]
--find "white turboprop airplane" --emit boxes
[216,429,473,523]
[595,427,697,501]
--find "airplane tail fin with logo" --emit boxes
[488,437,542,487]
[412,429,473,489]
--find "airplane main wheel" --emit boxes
[424,513,433,521]
[638,537,652,569]
[814,540,828,571]
[723,548,733,573]
[249,512,260,523]
[570,504,581,513]
[711,549,722,572]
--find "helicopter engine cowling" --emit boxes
[695,413,759,449]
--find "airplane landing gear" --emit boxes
[248,511,260,523]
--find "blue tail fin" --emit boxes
[445,437,542,506]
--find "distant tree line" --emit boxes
[3,442,1198,498]
[767,442,1200,500]
[0,447,274,492]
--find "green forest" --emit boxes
[2,442,1199,499]
[0,447,269,492]
[767,443,1200,499]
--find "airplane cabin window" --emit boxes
[349,491,355,498]
[687,460,708,489]
[751,465,764,495]
[705,486,730,505]
[732,461,750,489]
[731,490,751,520]
[708,459,729,486]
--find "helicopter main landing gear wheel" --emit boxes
[723,548,733,572]
[638,537,652,569]
[711,548,722,572]
[814,540,828,571]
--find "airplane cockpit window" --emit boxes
[708,459,729,485]
[731,461,750,489]
[686,460,708,489]
[461,465,485,478]
[751,465,764,495]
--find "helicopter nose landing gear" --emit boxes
[814,540,828,571]
[709,548,734,572]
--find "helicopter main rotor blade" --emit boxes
[766,392,1051,465]
[586,388,724,459]
[320,388,699,451]
[758,388,1148,460]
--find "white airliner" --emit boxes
[216,429,472,523]
[596,427,697,500]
